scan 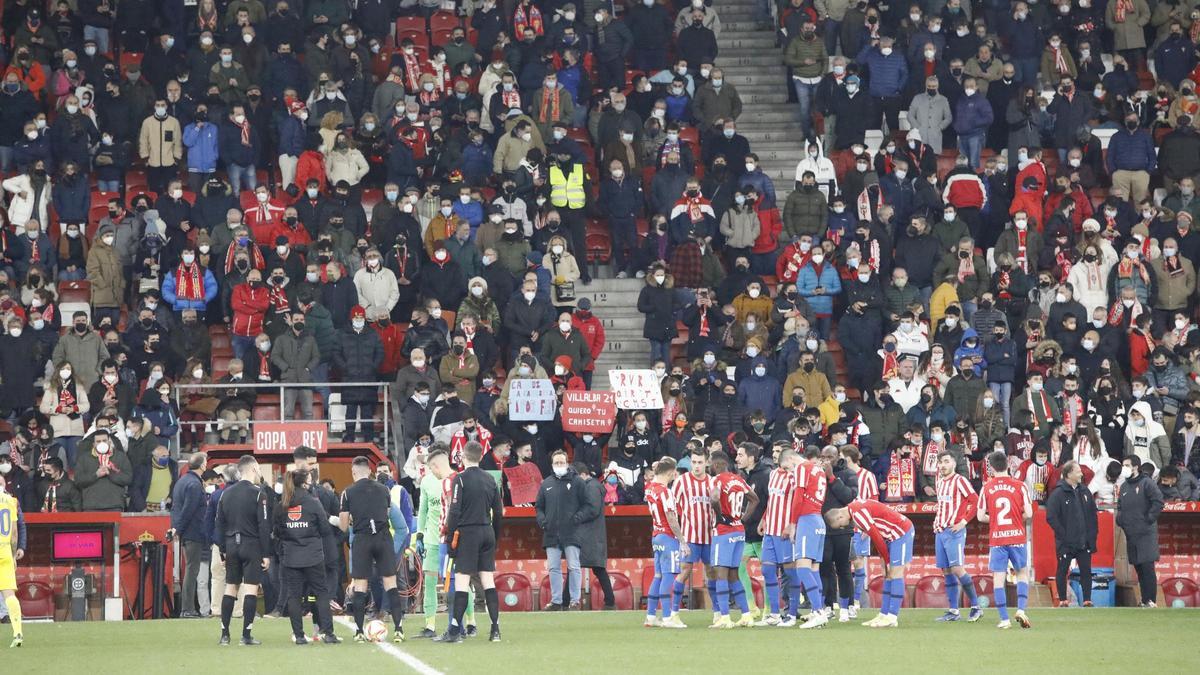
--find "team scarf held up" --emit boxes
[887,444,917,499]
[175,260,205,301]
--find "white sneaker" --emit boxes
[872,614,898,628]
[1015,610,1032,629]
[821,607,834,619]
[838,608,850,623]
[712,612,721,626]
[753,614,781,627]
[661,615,687,629]
[616,271,628,279]
[643,616,661,628]
[799,612,829,630]
[635,270,646,278]
[777,615,797,627]
[862,614,886,627]
[848,605,859,619]
[996,619,1012,630]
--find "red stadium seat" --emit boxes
[606,572,634,610]
[567,128,591,145]
[58,281,91,305]
[585,232,611,264]
[914,575,950,608]
[973,574,993,601]
[430,11,460,32]
[395,17,425,39]
[539,574,553,608]
[397,29,428,49]
[495,572,534,612]
[1161,577,1200,608]
[119,52,143,71]
[17,581,55,620]
[431,28,454,47]
[678,127,699,148]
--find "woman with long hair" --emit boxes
[273,469,338,644]
[38,361,90,467]
[1073,418,1110,483]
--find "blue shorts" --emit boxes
[792,514,826,562]
[988,544,1028,573]
[887,529,914,567]
[852,532,871,557]
[711,532,745,569]
[935,528,967,569]
[681,540,712,566]
[652,534,682,576]
[761,534,795,565]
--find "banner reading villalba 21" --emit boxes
[561,390,617,433]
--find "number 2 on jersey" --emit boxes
[994,497,1013,526]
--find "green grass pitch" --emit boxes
[3,608,1197,674]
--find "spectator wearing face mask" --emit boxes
[52,313,109,391]
[73,430,131,511]
[1116,455,1163,606]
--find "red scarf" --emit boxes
[1114,0,1132,21]
[957,254,975,282]
[514,4,543,35]
[501,88,521,110]
[258,350,272,380]
[1016,229,1029,271]
[269,285,291,315]
[1052,47,1070,74]
[887,447,916,499]
[1061,393,1083,429]
[698,310,709,337]
[1027,389,1051,430]
[1055,249,1073,280]
[538,85,560,123]
[1116,258,1151,285]
[401,51,421,91]
[44,482,59,512]
[57,385,77,414]
[237,117,251,145]
[175,262,204,301]
[922,441,943,475]
[223,244,265,274]
[1107,298,1145,326]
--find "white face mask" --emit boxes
[1055,293,1067,303]
[471,286,484,297]
[654,274,666,285]
[982,398,995,409]
[754,366,767,377]
[559,321,572,333]
[60,369,72,380]
[834,392,846,402]
[748,288,760,298]
[352,318,366,330]
[193,368,204,379]
[746,345,759,357]
[552,245,564,255]
[703,354,716,365]
[523,291,536,302]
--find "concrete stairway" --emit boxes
[576,276,653,391]
[715,0,805,199]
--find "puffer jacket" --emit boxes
[85,228,125,309]
[271,329,320,382]
[796,259,842,316]
[856,46,908,97]
[719,205,760,249]
[40,382,91,438]
[353,266,400,320]
[782,187,827,239]
[75,446,133,511]
[1151,255,1196,311]
[324,147,370,186]
[637,274,678,341]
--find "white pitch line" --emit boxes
[334,616,445,675]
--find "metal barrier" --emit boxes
[170,381,392,455]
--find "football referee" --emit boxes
[435,441,504,644]
[339,456,406,642]
[214,455,272,646]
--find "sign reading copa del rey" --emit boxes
[561,390,617,432]
[254,422,328,454]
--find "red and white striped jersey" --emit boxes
[978,476,1031,546]
[848,499,913,557]
[713,472,751,536]
[789,461,828,517]
[645,481,677,538]
[761,467,797,537]
[855,466,879,501]
[672,471,715,544]
[438,471,457,536]
[934,472,977,532]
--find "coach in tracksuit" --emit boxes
[819,446,858,615]
[1045,461,1098,606]
[274,469,338,644]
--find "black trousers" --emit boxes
[820,532,853,607]
[1054,548,1092,602]
[560,207,591,281]
[1134,561,1158,605]
[589,566,614,607]
[284,563,333,636]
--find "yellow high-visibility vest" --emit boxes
[549,164,585,209]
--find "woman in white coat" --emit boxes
[1066,230,1118,316]
[2,161,53,229]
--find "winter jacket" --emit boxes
[353,267,400,320]
[86,233,125,309]
[75,446,133,511]
[637,278,678,341]
[1045,479,1098,552]
[1116,472,1163,565]
[907,93,953,153]
[170,471,208,543]
[782,188,827,239]
[983,336,1018,383]
[720,205,761,249]
[576,477,608,567]
[335,327,384,403]
[1105,0,1150,51]
[737,361,782,422]
[40,382,91,439]
[953,92,994,136]
[3,173,52,226]
[139,115,183,167]
[162,264,219,312]
[796,260,842,316]
[1151,256,1196,312]
[1105,128,1156,173]
[271,330,320,383]
[50,332,109,389]
[534,469,586,549]
[856,45,908,97]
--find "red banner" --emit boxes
[561,390,617,433]
[503,462,543,505]
[254,422,329,454]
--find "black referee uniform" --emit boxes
[820,464,857,612]
[340,476,405,637]
[442,465,503,641]
[214,478,272,644]
[274,491,336,643]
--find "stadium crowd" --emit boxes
[0,0,1198,531]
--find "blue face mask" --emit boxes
[237,236,250,246]
[156,456,170,467]
[606,475,619,485]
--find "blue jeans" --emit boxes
[231,334,256,364]
[547,545,581,605]
[823,20,841,56]
[59,267,87,281]
[958,132,984,170]
[793,79,820,139]
[1013,58,1038,88]
[960,300,977,324]
[812,315,832,340]
[988,381,1013,428]
[0,146,12,174]
[83,26,110,54]
[650,339,671,365]
[227,163,257,193]
[97,179,120,192]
